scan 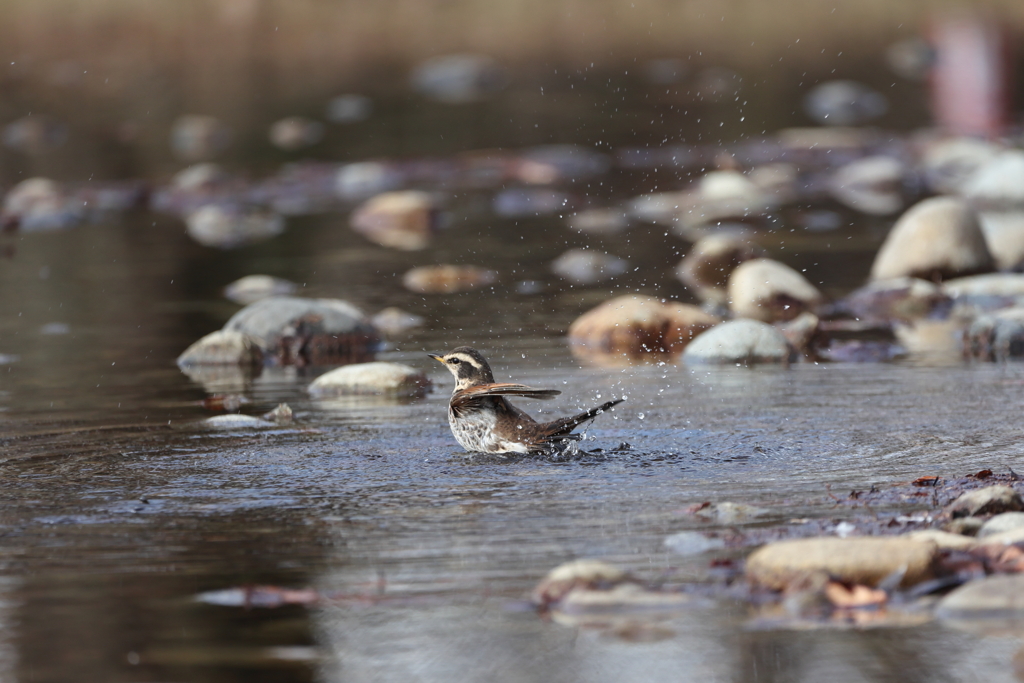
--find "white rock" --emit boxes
[203,414,275,430]
[920,137,1002,194]
[176,329,264,367]
[978,512,1024,538]
[550,249,628,284]
[727,258,824,322]
[185,205,285,249]
[944,273,1024,298]
[978,212,1024,271]
[962,150,1024,207]
[1,177,82,231]
[334,162,402,201]
[224,275,298,305]
[308,362,430,398]
[682,319,794,365]
[828,156,905,216]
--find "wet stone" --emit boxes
[945,485,1024,519]
[936,574,1024,622]
[828,156,905,216]
[185,204,285,249]
[690,501,771,524]
[176,330,264,367]
[962,150,1024,209]
[663,531,727,556]
[978,213,1024,271]
[920,137,1002,195]
[977,512,1024,538]
[682,319,795,365]
[964,308,1024,361]
[402,265,497,294]
[870,197,994,282]
[675,232,762,306]
[334,162,403,202]
[550,249,628,285]
[349,190,438,251]
[945,273,1024,299]
[202,414,275,430]
[746,536,938,590]
[371,307,425,336]
[222,296,379,367]
[514,145,610,184]
[566,208,629,235]
[410,53,507,103]
[835,277,949,321]
[531,559,630,607]
[1,177,83,232]
[325,94,373,124]
[268,117,324,151]
[803,80,887,126]
[170,114,232,161]
[492,188,572,218]
[308,362,430,398]
[224,275,298,305]
[727,258,824,323]
[567,295,720,364]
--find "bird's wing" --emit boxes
[453,383,561,402]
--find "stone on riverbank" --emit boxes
[675,232,761,305]
[977,512,1024,538]
[224,275,298,305]
[402,265,497,294]
[745,537,938,590]
[567,295,719,363]
[683,319,795,365]
[223,296,379,366]
[727,258,824,322]
[350,190,438,251]
[944,273,1024,299]
[176,330,264,367]
[963,308,1024,361]
[945,485,1024,519]
[531,559,630,606]
[186,204,285,248]
[870,197,993,281]
[308,362,430,398]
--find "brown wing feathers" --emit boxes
[456,383,561,400]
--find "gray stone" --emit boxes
[978,213,1024,271]
[691,501,771,524]
[334,162,402,201]
[550,249,628,284]
[675,232,762,305]
[936,574,1024,621]
[964,307,1024,361]
[727,258,824,323]
[308,362,430,398]
[803,80,887,126]
[836,277,948,321]
[945,485,1024,518]
[962,150,1024,208]
[185,204,284,249]
[170,114,232,161]
[920,137,1002,195]
[663,531,727,556]
[977,512,1024,538]
[350,190,438,251]
[224,275,298,305]
[828,156,905,216]
[223,296,379,366]
[870,197,994,281]
[176,330,264,367]
[410,54,508,103]
[683,319,794,366]
[746,536,938,590]
[326,94,373,124]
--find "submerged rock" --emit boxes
[350,190,438,251]
[224,275,298,305]
[308,362,430,398]
[514,145,611,184]
[492,188,572,218]
[202,414,275,430]
[402,265,497,294]
[185,204,285,249]
[371,307,425,336]
[727,258,824,323]
[176,330,264,367]
[268,116,325,151]
[531,559,630,607]
[663,531,727,556]
[1,178,82,232]
[550,249,628,284]
[334,162,403,201]
[567,295,719,364]
[870,197,993,281]
[689,501,771,524]
[222,296,379,367]
[682,319,794,365]
[2,115,67,154]
[963,307,1024,361]
[945,485,1024,518]
[675,232,762,305]
[746,537,938,590]
[410,54,508,103]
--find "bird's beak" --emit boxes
[428,353,446,364]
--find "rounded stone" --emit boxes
[945,485,1024,518]
[402,265,497,294]
[202,414,275,430]
[728,258,825,322]
[745,537,938,590]
[828,156,905,216]
[531,559,629,606]
[308,362,430,398]
[176,329,264,367]
[185,204,285,249]
[170,115,232,161]
[977,512,1024,538]
[682,319,795,365]
[962,150,1024,208]
[1,177,81,232]
[224,275,298,305]
[944,273,1024,299]
[936,574,1024,621]
[837,277,948,321]
[550,249,628,284]
[334,162,402,202]
[371,307,425,336]
[350,190,437,251]
[268,116,324,151]
[920,137,1002,195]
[870,197,994,281]
[978,213,1024,271]
[222,296,379,366]
[964,307,1024,361]
[675,232,762,305]
[567,295,720,363]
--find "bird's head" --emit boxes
[428,346,494,389]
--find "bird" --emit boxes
[428,346,623,454]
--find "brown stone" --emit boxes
[728,258,825,322]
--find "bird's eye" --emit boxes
[449,358,461,364]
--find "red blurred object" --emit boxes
[928,12,1012,138]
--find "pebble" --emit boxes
[371,307,425,336]
[936,574,1024,622]
[172,163,230,192]
[827,155,905,216]
[2,115,67,153]
[963,307,1024,361]
[222,296,379,366]
[531,559,630,607]
[567,295,720,363]
[675,232,762,305]
[349,190,438,251]
[690,501,771,524]
[869,197,993,281]
[566,208,629,235]
[402,265,497,294]
[962,150,1024,208]
[262,403,293,424]
[919,136,1002,195]
[550,249,628,284]
[325,94,373,124]
[334,162,403,201]
[803,80,888,126]
[176,330,264,367]
[977,512,1024,538]
[202,414,275,430]
[170,115,232,161]
[945,485,1024,519]
[663,531,727,556]
[727,258,824,323]
[185,204,285,249]
[682,318,795,365]
[977,213,1024,271]
[410,54,508,103]
[224,275,298,305]
[268,117,324,151]
[745,536,938,590]
[1,177,83,232]
[308,362,431,398]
